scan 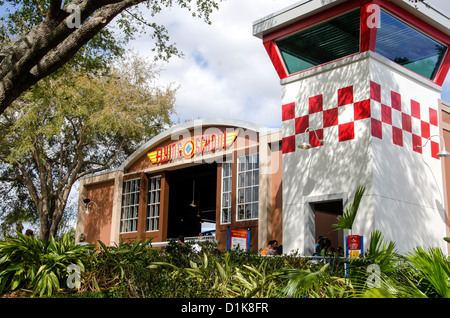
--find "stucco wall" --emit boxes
[280,52,447,255]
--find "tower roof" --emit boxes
[253,0,449,39]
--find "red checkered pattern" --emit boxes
[282,81,440,159]
[370,81,439,159]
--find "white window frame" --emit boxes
[236,153,259,221]
[146,175,161,232]
[120,178,140,233]
[220,162,232,224]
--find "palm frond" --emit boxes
[333,186,366,231]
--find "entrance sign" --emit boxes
[227,228,250,251]
[346,235,363,258]
[147,129,239,164]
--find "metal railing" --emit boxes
[150,235,217,248]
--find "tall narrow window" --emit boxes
[221,162,232,224]
[120,178,140,233]
[146,176,161,232]
[237,153,259,221]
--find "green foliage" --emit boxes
[0,53,177,242]
[405,246,450,297]
[365,230,400,275]
[1,230,449,299]
[82,238,155,297]
[333,186,365,232]
[150,246,287,298]
[0,233,93,296]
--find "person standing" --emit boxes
[76,233,89,246]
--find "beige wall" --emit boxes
[76,171,123,245]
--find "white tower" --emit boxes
[254,0,450,255]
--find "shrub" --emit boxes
[0,233,93,297]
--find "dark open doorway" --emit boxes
[312,200,344,253]
[167,163,217,239]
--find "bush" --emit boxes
[3,231,448,299]
[0,233,93,297]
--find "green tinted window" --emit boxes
[276,9,361,75]
[375,10,447,80]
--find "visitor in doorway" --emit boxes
[323,237,332,255]
[267,240,279,255]
[260,240,274,256]
[25,229,34,237]
[314,235,324,256]
[76,233,90,246]
[177,235,186,247]
[275,244,283,255]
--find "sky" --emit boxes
[126,0,450,130]
[127,0,295,129]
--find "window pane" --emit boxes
[238,188,244,204]
[276,9,360,74]
[222,192,229,207]
[238,205,244,220]
[245,171,253,186]
[223,162,231,177]
[245,204,251,219]
[252,203,259,219]
[223,177,230,192]
[253,187,259,202]
[146,176,161,232]
[222,208,229,223]
[238,158,246,172]
[149,205,154,217]
[238,172,245,187]
[236,154,259,221]
[245,187,252,203]
[220,163,232,224]
[375,10,447,80]
[253,170,259,185]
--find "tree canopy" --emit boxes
[0,53,177,242]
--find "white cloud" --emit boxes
[126,0,450,129]
[127,0,292,129]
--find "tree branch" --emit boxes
[0,0,145,115]
[76,138,127,179]
[47,0,64,20]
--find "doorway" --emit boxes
[312,200,344,253]
[167,163,217,239]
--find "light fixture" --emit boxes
[190,179,197,207]
[416,135,450,158]
[83,198,100,214]
[298,127,324,149]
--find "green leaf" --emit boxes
[333,186,366,231]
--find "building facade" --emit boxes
[76,119,283,252]
[253,0,450,254]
